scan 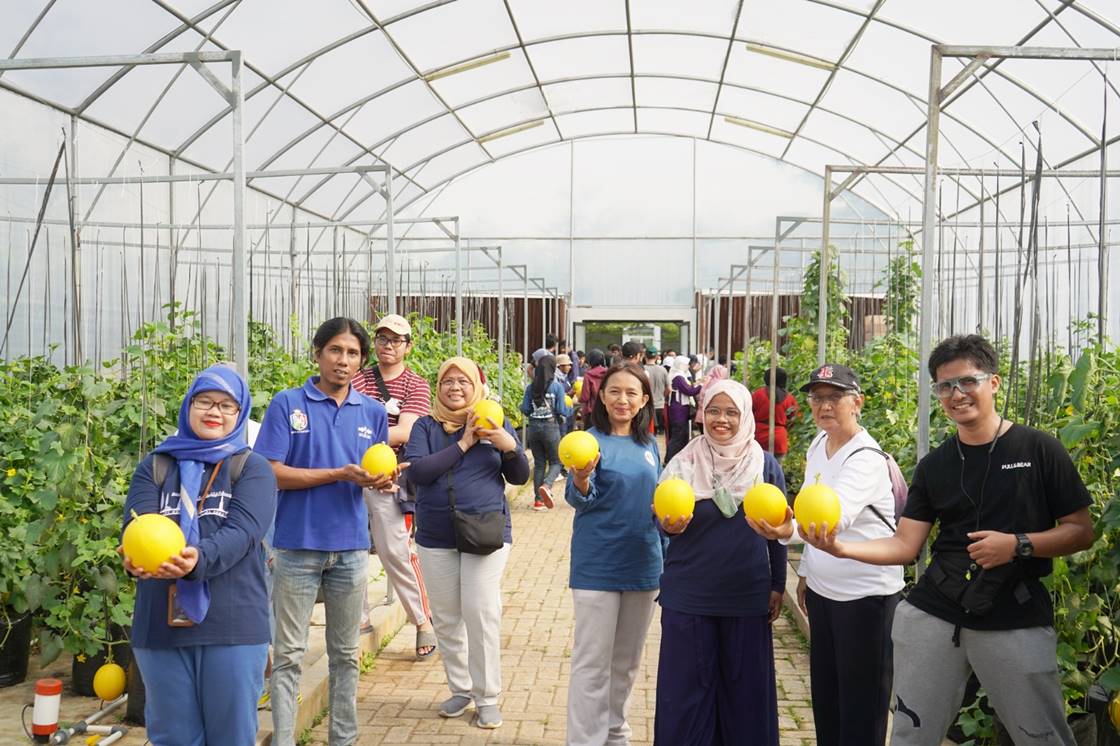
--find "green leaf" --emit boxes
[1099,667,1120,691]
[39,631,63,667]
[33,487,58,512]
[97,565,118,596]
[1069,350,1096,412]
[1060,419,1099,449]
[24,574,43,611]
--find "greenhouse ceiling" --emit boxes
[3,0,1120,224]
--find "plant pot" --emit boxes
[994,711,1096,746]
[70,625,131,697]
[124,656,145,726]
[0,609,33,688]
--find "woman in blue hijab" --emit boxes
[121,364,277,746]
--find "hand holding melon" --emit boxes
[743,482,794,540]
[654,479,696,529]
[559,431,599,470]
[794,480,842,551]
[473,399,504,429]
[121,512,186,575]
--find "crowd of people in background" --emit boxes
[120,319,1094,746]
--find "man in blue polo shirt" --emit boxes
[255,317,393,746]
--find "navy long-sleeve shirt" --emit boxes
[405,416,530,549]
[123,451,277,648]
[658,452,788,617]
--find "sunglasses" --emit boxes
[931,373,992,399]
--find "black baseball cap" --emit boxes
[799,363,861,393]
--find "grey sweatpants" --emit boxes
[890,600,1074,746]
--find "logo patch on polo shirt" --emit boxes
[1001,461,1032,471]
[644,450,656,467]
[358,425,373,440]
[290,408,308,432]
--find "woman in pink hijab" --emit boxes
[654,379,787,745]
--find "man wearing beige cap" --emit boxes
[352,314,437,659]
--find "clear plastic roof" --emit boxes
[3,0,1120,223]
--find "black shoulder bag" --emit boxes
[447,468,505,555]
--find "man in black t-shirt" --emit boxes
[798,335,1093,746]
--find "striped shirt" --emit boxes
[352,366,432,428]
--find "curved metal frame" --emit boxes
[0,0,1117,259]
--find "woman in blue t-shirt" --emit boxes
[121,365,277,746]
[565,362,663,746]
[655,379,787,745]
[405,357,530,731]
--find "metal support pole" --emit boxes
[744,247,754,385]
[385,172,396,316]
[67,115,82,364]
[769,221,782,453]
[454,220,462,355]
[522,270,529,368]
[725,278,733,367]
[713,283,722,365]
[918,45,944,461]
[818,165,832,366]
[229,50,248,378]
[977,182,985,332]
[498,248,505,404]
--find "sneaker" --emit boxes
[537,485,555,510]
[476,704,503,729]
[439,695,472,718]
[532,500,547,511]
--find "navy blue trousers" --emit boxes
[133,643,268,746]
[654,608,779,746]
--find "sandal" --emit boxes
[416,627,438,659]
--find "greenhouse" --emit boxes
[2,1,1120,745]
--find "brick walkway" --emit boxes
[303,483,817,746]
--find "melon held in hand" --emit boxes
[793,481,841,532]
[558,430,599,470]
[122,512,186,574]
[361,443,397,477]
[654,478,696,522]
[743,482,788,527]
[473,399,504,429]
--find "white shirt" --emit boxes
[794,428,904,602]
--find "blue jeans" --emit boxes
[133,643,268,746]
[526,419,562,492]
[270,549,368,746]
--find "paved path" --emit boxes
[303,482,818,746]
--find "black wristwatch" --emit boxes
[1014,533,1034,560]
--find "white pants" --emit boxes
[362,489,429,627]
[566,589,657,746]
[416,544,509,706]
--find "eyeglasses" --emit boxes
[440,378,474,389]
[703,407,740,420]
[374,335,408,348]
[931,373,992,399]
[191,396,240,416]
[807,391,854,406]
